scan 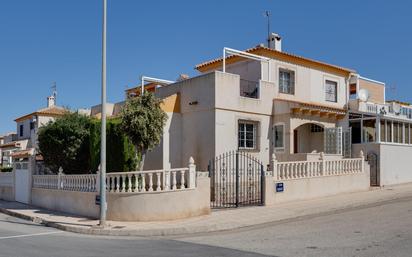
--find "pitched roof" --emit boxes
[15,106,68,122]
[10,148,34,158]
[195,45,355,77]
[0,141,21,149]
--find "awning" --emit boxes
[275,98,346,120]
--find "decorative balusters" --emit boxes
[172,171,177,190]
[275,157,364,181]
[180,170,186,189]
[156,172,162,191]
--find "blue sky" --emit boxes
[0,0,411,134]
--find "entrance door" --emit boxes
[15,163,31,204]
[367,152,379,186]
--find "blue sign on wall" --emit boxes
[95,195,101,205]
[276,182,284,192]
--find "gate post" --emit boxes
[320,152,325,176]
[271,154,278,180]
[188,157,196,189]
[235,151,239,208]
[359,150,365,173]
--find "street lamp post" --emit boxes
[99,0,107,227]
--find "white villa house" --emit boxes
[124,33,411,187]
[0,93,67,170]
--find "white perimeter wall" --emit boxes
[264,163,370,204]
[353,143,412,186]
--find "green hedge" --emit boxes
[0,167,13,173]
[89,118,138,173]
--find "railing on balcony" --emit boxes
[240,79,259,99]
[352,100,412,121]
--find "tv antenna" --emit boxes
[264,11,271,47]
[51,81,57,104]
[388,84,397,99]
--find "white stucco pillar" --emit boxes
[376,116,381,143]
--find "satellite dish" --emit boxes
[358,89,369,102]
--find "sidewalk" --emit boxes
[2,183,412,237]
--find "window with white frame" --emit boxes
[325,80,338,102]
[274,124,285,150]
[279,68,295,94]
[238,121,258,150]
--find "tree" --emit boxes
[38,112,92,174]
[89,118,138,173]
[120,92,167,170]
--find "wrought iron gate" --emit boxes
[208,151,264,208]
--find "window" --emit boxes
[30,121,35,130]
[240,79,259,99]
[238,121,258,150]
[310,124,324,133]
[19,125,24,137]
[387,121,392,142]
[362,119,376,143]
[405,124,410,144]
[279,68,295,94]
[274,124,284,149]
[325,80,338,102]
[380,120,386,142]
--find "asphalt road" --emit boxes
[1,196,412,257]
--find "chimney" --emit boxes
[269,33,282,51]
[177,74,189,82]
[47,95,55,107]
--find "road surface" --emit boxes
[1,195,412,257]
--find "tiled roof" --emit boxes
[0,141,20,149]
[195,45,355,76]
[15,106,68,122]
[10,149,34,158]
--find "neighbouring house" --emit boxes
[6,93,67,171]
[0,132,20,168]
[348,83,412,186]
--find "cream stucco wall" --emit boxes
[0,186,14,201]
[30,174,210,221]
[106,175,210,221]
[31,188,99,218]
[264,162,370,205]
[353,143,412,186]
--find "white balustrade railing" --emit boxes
[33,174,97,192]
[106,167,192,193]
[31,157,197,194]
[0,172,14,187]
[272,152,365,181]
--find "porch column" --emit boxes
[376,116,381,143]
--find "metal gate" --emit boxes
[208,151,264,208]
[367,152,379,186]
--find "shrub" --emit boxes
[89,118,138,173]
[0,167,13,173]
[38,112,92,174]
